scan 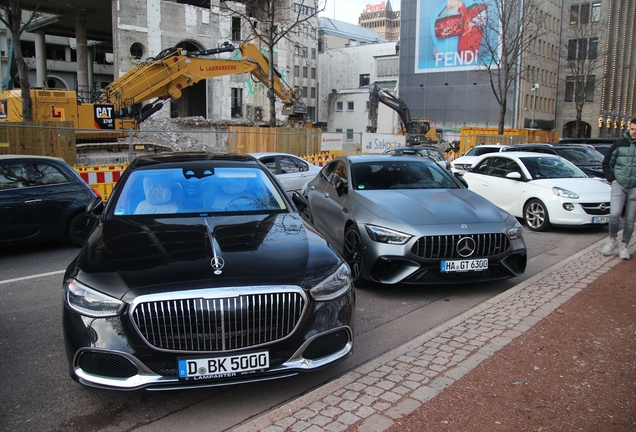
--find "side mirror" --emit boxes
[86,196,105,218]
[454,172,469,188]
[505,172,523,180]
[291,191,308,211]
[334,177,348,196]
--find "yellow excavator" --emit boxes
[0,42,306,140]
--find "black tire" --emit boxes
[524,198,551,232]
[67,212,94,247]
[343,225,367,286]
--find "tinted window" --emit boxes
[279,156,308,173]
[113,167,286,216]
[0,162,68,189]
[352,161,458,190]
[556,147,603,164]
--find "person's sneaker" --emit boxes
[619,244,631,260]
[602,239,618,256]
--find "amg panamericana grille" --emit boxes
[132,292,305,351]
[412,233,511,259]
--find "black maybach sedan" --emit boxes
[63,153,355,391]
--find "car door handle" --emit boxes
[24,199,42,204]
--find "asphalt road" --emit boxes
[0,225,607,432]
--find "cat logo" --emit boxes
[96,106,113,119]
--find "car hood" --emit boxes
[530,178,610,194]
[73,213,341,298]
[353,189,509,227]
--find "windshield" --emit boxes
[519,156,587,180]
[113,167,287,216]
[556,147,604,165]
[352,160,460,190]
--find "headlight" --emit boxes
[65,279,124,318]
[552,187,579,199]
[310,263,351,301]
[507,220,524,240]
[365,224,412,244]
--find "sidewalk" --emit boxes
[231,237,636,432]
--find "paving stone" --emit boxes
[357,414,395,432]
[385,398,423,420]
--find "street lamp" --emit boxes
[530,83,539,129]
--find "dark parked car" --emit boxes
[558,138,616,156]
[304,154,527,285]
[503,143,606,179]
[0,155,98,246]
[383,145,451,170]
[63,152,354,391]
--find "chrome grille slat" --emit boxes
[132,291,305,352]
[412,233,511,259]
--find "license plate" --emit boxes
[592,216,609,224]
[441,258,488,273]
[178,351,269,381]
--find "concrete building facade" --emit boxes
[557,0,636,139]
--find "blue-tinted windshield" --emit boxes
[113,167,287,216]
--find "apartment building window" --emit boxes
[359,74,370,87]
[346,129,354,140]
[565,75,595,102]
[591,2,601,22]
[567,39,577,60]
[303,86,308,99]
[302,46,308,58]
[589,38,598,60]
[336,102,343,111]
[307,106,315,121]
[294,65,300,77]
[578,39,587,60]
[570,5,579,25]
[580,3,590,24]
[231,17,241,41]
[294,46,299,57]
[311,67,316,79]
[336,128,343,133]
[310,87,316,98]
[311,48,316,60]
[231,88,242,117]
[347,101,354,111]
[303,67,308,78]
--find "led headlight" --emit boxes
[507,220,524,239]
[310,263,352,301]
[365,224,412,244]
[553,187,579,199]
[65,279,125,318]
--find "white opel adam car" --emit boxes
[461,152,611,232]
[450,144,508,173]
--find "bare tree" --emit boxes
[0,0,48,122]
[561,17,605,138]
[476,0,547,134]
[220,0,324,126]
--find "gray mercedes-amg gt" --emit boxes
[304,154,527,285]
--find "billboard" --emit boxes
[415,0,499,73]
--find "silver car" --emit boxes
[250,152,321,193]
[304,154,527,285]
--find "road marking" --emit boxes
[0,270,65,285]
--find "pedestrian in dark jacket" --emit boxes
[602,117,636,260]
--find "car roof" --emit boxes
[480,151,562,159]
[558,138,616,144]
[130,152,259,168]
[247,152,300,158]
[341,154,436,164]
[0,154,66,163]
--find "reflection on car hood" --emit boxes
[353,189,508,226]
[75,213,340,297]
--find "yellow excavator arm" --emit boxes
[100,42,304,123]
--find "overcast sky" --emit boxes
[319,0,399,25]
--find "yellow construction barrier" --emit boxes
[74,163,128,202]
